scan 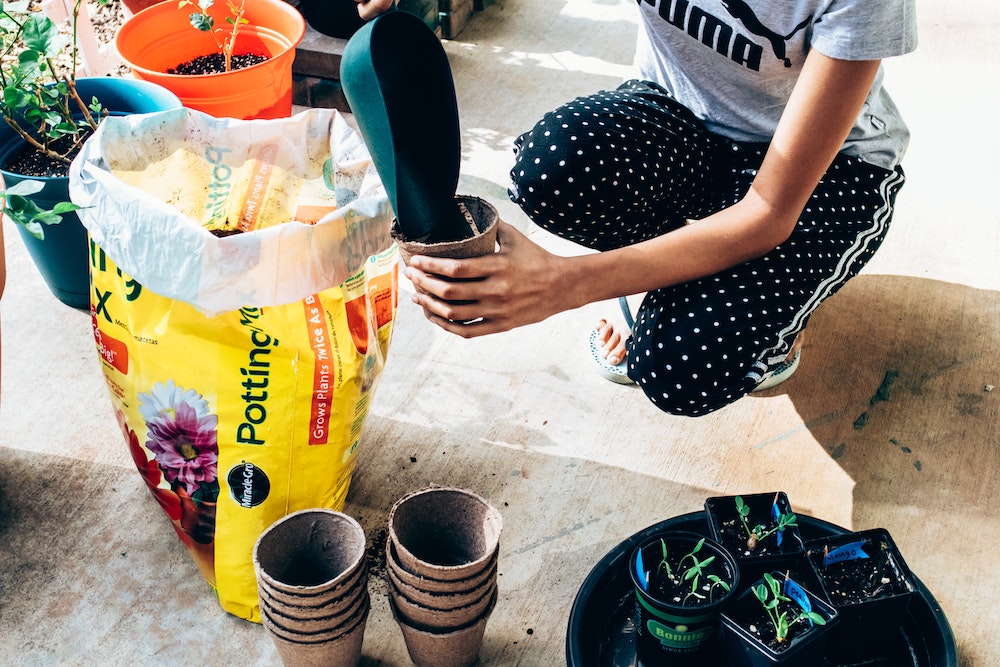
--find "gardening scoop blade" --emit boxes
[341,9,470,244]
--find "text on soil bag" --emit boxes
[226,461,271,508]
[90,243,145,375]
[238,143,278,232]
[236,307,276,446]
[305,294,335,445]
[823,540,870,568]
[204,146,233,227]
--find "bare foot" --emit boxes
[595,318,628,366]
[786,330,805,361]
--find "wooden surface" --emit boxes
[2,1,998,665]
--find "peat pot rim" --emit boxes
[253,509,367,595]
[388,486,503,582]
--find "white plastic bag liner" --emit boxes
[70,107,394,316]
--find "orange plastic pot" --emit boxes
[115,0,305,119]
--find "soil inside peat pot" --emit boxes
[168,52,268,75]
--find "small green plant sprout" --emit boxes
[655,537,673,578]
[179,0,248,72]
[736,494,798,551]
[1,179,82,239]
[675,538,731,605]
[638,538,731,606]
[752,572,826,644]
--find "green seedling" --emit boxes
[656,537,732,605]
[179,0,249,72]
[736,494,798,551]
[752,572,827,644]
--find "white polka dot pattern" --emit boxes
[509,81,906,416]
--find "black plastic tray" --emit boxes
[566,512,956,666]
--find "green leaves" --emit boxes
[1,179,82,240]
[752,573,825,644]
[178,0,248,72]
[1,0,99,166]
[735,495,798,550]
[19,12,64,57]
[736,495,750,519]
[188,11,214,32]
[656,537,673,578]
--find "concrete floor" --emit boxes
[2,0,998,665]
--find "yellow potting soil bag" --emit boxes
[70,108,398,621]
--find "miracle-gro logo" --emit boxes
[227,461,270,508]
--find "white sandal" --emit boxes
[589,297,636,385]
[753,351,801,391]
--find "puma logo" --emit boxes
[639,0,812,70]
[719,0,811,67]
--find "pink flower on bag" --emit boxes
[115,407,182,521]
[139,380,219,498]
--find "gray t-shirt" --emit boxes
[635,0,918,170]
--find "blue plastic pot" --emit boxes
[1,78,182,309]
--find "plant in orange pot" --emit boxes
[115,0,305,119]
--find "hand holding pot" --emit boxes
[406,221,581,337]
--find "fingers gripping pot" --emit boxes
[69,107,399,620]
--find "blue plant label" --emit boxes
[823,540,870,568]
[771,501,784,546]
[635,548,648,591]
[783,578,812,616]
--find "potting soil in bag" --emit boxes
[70,108,398,621]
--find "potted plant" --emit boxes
[705,492,806,592]
[0,0,182,308]
[804,527,917,662]
[721,571,838,667]
[114,0,305,119]
[628,531,740,660]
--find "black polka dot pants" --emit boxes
[509,80,906,416]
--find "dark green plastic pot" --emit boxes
[629,530,740,660]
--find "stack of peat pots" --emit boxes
[386,486,503,667]
[253,509,370,667]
